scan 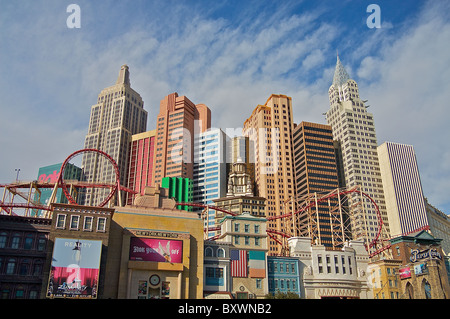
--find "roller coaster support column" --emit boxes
[314,192,321,245]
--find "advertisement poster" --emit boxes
[414,263,428,276]
[47,238,103,298]
[129,237,183,263]
[399,267,411,279]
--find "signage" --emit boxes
[47,238,103,299]
[129,237,183,263]
[414,263,428,276]
[399,267,411,279]
[410,248,442,263]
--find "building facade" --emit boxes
[267,256,301,297]
[203,240,233,298]
[325,55,390,252]
[389,230,450,299]
[424,198,450,256]
[161,176,193,211]
[81,65,148,206]
[193,128,227,218]
[104,185,204,299]
[243,94,296,256]
[33,162,82,216]
[213,160,266,221]
[288,236,373,299]
[0,215,51,299]
[153,92,211,186]
[367,258,402,299]
[215,212,268,298]
[41,203,114,299]
[292,121,346,248]
[378,142,428,237]
[126,130,156,205]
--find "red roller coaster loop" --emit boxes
[59,148,120,208]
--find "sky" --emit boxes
[0,0,449,214]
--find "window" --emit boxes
[0,232,7,248]
[37,235,46,251]
[205,247,213,257]
[11,233,21,249]
[97,217,106,232]
[6,258,16,275]
[70,215,80,230]
[234,223,240,232]
[84,216,93,231]
[19,259,30,276]
[24,234,33,250]
[244,224,249,233]
[56,214,66,229]
[217,248,225,258]
[254,225,260,233]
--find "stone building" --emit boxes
[104,185,204,299]
[288,237,373,299]
[389,230,450,299]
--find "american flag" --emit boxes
[230,249,247,277]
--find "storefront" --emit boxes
[103,186,204,299]
[124,229,190,299]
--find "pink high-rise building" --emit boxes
[126,130,156,205]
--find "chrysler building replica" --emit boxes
[325,55,390,252]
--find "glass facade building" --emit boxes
[193,128,227,235]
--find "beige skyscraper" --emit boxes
[325,56,390,252]
[243,94,295,256]
[82,65,147,206]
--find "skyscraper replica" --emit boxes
[126,130,156,205]
[325,56,390,251]
[152,92,211,186]
[292,121,346,247]
[377,142,428,236]
[81,65,148,206]
[243,94,296,256]
[193,127,227,228]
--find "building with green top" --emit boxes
[161,177,193,211]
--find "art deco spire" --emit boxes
[332,54,350,88]
[116,64,130,86]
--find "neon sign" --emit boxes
[410,248,442,263]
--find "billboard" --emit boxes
[47,238,103,299]
[414,263,428,276]
[129,237,183,263]
[399,267,411,279]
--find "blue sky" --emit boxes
[1,0,449,214]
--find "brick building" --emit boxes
[0,215,51,299]
[389,230,450,299]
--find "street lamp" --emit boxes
[15,168,20,182]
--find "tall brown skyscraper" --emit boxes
[292,121,347,247]
[152,92,211,186]
[243,94,295,256]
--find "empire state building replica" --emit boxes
[81,65,148,206]
[325,55,390,253]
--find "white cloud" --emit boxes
[356,1,450,211]
[0,0,449,214]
